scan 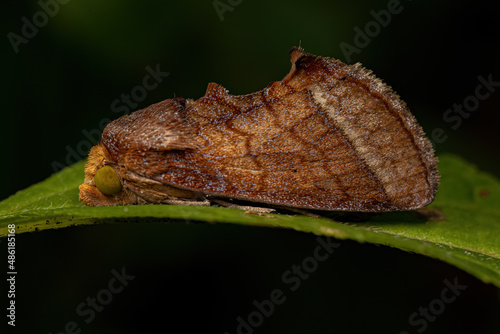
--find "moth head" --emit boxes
[79,144,138,206]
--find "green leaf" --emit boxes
[1,154,499,287]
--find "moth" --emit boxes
[79,47,439,212]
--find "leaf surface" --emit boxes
[1,154,499,287]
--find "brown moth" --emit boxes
[79,47,439,212]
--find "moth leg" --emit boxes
[209,198,276,214]
[244,211,275,218]
[123,179,209,206]
[275,206,321,218]
[161,198,211,206]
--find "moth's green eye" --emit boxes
[94,165,123,196]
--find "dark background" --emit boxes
[1,0,499,333]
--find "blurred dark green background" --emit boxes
[1,0,499,333]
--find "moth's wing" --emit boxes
[125,48,439,212]
[101,97,200,161]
